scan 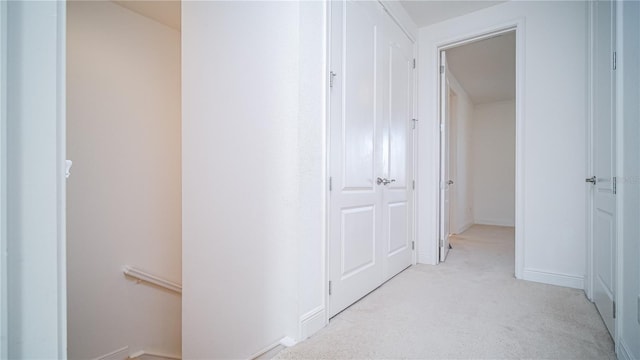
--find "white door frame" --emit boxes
[0,0,7,357]
[3,1,67,357]
[434,22,525,278]
[585,0,596,302]
[324,0,418,323]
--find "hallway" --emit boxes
[276,225,615,359]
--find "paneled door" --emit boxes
[439,51,452,262]
[590,0,616,337]
[328,0,414,317]
[381,11,414,280]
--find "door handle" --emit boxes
[447,180,454,185]
[376,177,396,186]
[586,176,596,184]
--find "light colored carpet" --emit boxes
[275,225,615,359]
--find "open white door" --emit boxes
[439,51,452,262]
[329,0,414,317]
[589,0,616,337]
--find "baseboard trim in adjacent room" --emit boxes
[454,222,473,234]
[128,350,181,360]
[523,268,584,289]
[616,338,634,360]
[474,219,515,227]
[299,306,326,340]
[94,347,129,360]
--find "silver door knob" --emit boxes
[447,180,454,185]
[585,176,596,184]
[376,177,396,186]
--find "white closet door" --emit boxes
[329,0,414,317]
[591,0,616,337]
[381,13,414,280]
[328,0,385,317]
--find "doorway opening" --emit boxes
[438,30,517,274]
[66,1,182,359]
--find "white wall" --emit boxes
[67,2,181,358]
[472,100,515,227]
[617,0,640,358]
[182,2,301,358]
[447,72,474,234]
[296,1,329,340]
[182,1,417,356]
[0,1,7,356]
[418,1,587,289]
[6,1,67,358]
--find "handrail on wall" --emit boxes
[123,265,182,294]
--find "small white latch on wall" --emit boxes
[65,160,73,179]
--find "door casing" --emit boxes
[434,23,524,276]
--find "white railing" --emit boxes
[123,265,182,294]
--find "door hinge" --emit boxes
[329,176,333,191]
[439,239,444,247]
[613,176,617,194]
[440,65,445,74]
[412,180,415,190]
[328,281,332,296]
[613,52,617,70]
[330,71,337,88]
[440,123,444,132]
[412,241,415,250]
[412,118,418,129]
[413,58,416,69]
[613,301,616,319]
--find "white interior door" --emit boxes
[381,9,414,280]
[329,0,414,317]
[590,0,616,337]
[439,51,451,262]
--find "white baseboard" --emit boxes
[95,347,129,360]
[522,268,584,289]
[616,337,635,360]
[129,350,181,360]
[249,336,297,360]
[94,346,129,360]
[299,307,326,340]
[252,344,285,360]
[474,219,515,227]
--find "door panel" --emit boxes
[382,12,413,279]
[388,46,409,187]
[343,2,377,190]
[591,0,616,337]
[341,206,376,278]
[329,0,414,317]
[387,202,408,255]
[439,51,451,262]
[329,0,385,317]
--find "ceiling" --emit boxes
[108,1,504,40]
[399,1,506,28]
[113,0,181,31]
[446,31,515,104]
[110,0,513,104]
